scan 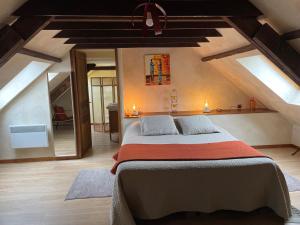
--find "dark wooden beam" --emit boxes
[0,26,24,68]
[52,16,225,22]
[55,29,222,38]
[224,17,300,85]
[74,43,201,49]
[87,64,116,71]
[19,48,62,63]
[282,29,300,40]
[201,44,256,62]
[45,21,231,30]
[0,16,51,68]
[65,37,209,44]
[14,0,262,17]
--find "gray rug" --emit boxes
[65,169,115,200]
[284,173,300,192]
[65,169,300,200]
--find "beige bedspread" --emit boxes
[110,122,291,225]
[111,158,291,225]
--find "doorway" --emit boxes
[71,48,120,158]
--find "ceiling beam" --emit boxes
[282,29,300,40]
[202,44,256,62]
[87,64,116,71]
[19,48,62,63]
[0,16,51,68]
[224,17,300,85]
[45,21,231,30]
[65,37,209,44]
[52,16,225,22]
[74,43,201,49]
[14,0,262,17]
[55,29,222,39]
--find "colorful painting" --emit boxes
[145,54,170,86]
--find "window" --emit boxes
[0,61,51,110]
[237,55,300,105]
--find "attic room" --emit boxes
[1,0,300,224]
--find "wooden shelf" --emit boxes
[124,108,277,119]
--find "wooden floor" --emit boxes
[0,145,300,225]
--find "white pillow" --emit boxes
[177,115,219,135]
[140,115,179,136]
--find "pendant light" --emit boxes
[132,0,167,36]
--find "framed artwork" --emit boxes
[144,54,170,86]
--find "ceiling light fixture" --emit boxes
[132,0,167,36]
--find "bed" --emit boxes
[110,120,291,225]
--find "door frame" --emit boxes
[71,48,122,159]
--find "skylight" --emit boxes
[0,61,51,110]
[237,55,300,106]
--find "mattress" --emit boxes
[110,121,291,225]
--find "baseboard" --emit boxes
[0,144,297,164]
[252,144,297,149]
[0,155,79,164]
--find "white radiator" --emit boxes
[9,125,49,149]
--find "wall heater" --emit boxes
[9,125,49,149]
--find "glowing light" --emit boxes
[146,12,154,27]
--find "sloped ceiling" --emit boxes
[0,0,26,26]
[251,0,300,53]
[197,1,300,125]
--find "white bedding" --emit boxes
[123,121,237,145]
[111,121,291,225]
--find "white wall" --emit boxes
[124,112,292,146]
[48,53,71,74]
[121,47,258,113]
[209,113,292,146]
[0,73,55,159]
[292,125,300,147]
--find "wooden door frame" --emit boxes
[71,48,122,159]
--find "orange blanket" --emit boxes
[111,141,269,174]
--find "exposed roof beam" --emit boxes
[45,21,231,30]
[14,0,262,17]
[19,48,62,63]
[224,17,300,85]
[202,44,256,62]
[55,29,222,38]
[282,29,300,40]
[0,16,51,68]
[52,16,225,22]
[65,37,209,44]
[87,64,116,71]
[74,43,201,49]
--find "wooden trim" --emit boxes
[253,144,296,149]
[124,109,277,118]
[201,44,256,62]
[115,48,123,143]
[0,155,78,164]
[282,29,300,40]
[19,48,62,63]
[70,48,81,158]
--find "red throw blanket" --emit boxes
[111,141,269,174]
